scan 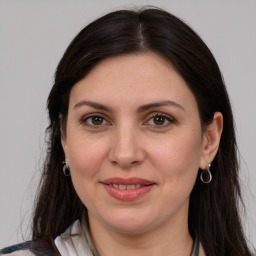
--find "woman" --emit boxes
[0,7,253,256]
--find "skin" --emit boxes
[61,52,223,256]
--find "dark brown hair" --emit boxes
[32,7,253,255]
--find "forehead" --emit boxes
[81,53,179,87]
[69,53,197,113]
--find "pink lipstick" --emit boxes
[101,177,155,201]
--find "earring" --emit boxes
[200,163,212,183]
[62,161,71,176]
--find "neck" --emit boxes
[88,211,193,256]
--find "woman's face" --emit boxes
[62,53,208,235]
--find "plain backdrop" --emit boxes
[0,0,255,249]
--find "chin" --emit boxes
[102,211,157,234]
[110,222,153,235]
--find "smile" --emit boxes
[101,177,156,201]
[109,184,148,190]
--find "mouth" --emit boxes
[108,184,150,190]
[100,177,156,201]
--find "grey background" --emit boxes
[0,0,255,249]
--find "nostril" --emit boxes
[111,160,119,166]
[131,160,140,166]
[110,159,140,168]
[108,138,145,168]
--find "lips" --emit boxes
[101,177,155,201]
[111,184,143,190]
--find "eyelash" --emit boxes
[145,113,175,128]
[80,113,110,128]
[80,112,175,129]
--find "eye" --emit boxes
[82,114,109,127]
[146,113,174,127]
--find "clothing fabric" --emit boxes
[0,251,34,256]
[0,242,34,256]
[55,220,205,256]
[0,241,57,256]
[1,220,205,256]
[54,220,96,256]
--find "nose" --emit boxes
[108,123,145,169]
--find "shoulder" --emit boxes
[0,241,59,256]
[0,242,34,256]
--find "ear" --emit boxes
[199,112,223,169]
[59,114,68,160]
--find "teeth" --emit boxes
[111,184,143,190]
[119,184,126,190]
[127,184,135,189]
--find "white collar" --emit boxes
[55,220,205,256]
[55,220,96,256]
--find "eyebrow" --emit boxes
[73,100,185,113]
[137,100,185,113]
[73,100,113,112]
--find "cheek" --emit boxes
[66,136,109,208]
[151,131,202,185]
[66,134,108,180]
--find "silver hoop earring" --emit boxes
[200,163,212,183]
[62,161,71,176]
